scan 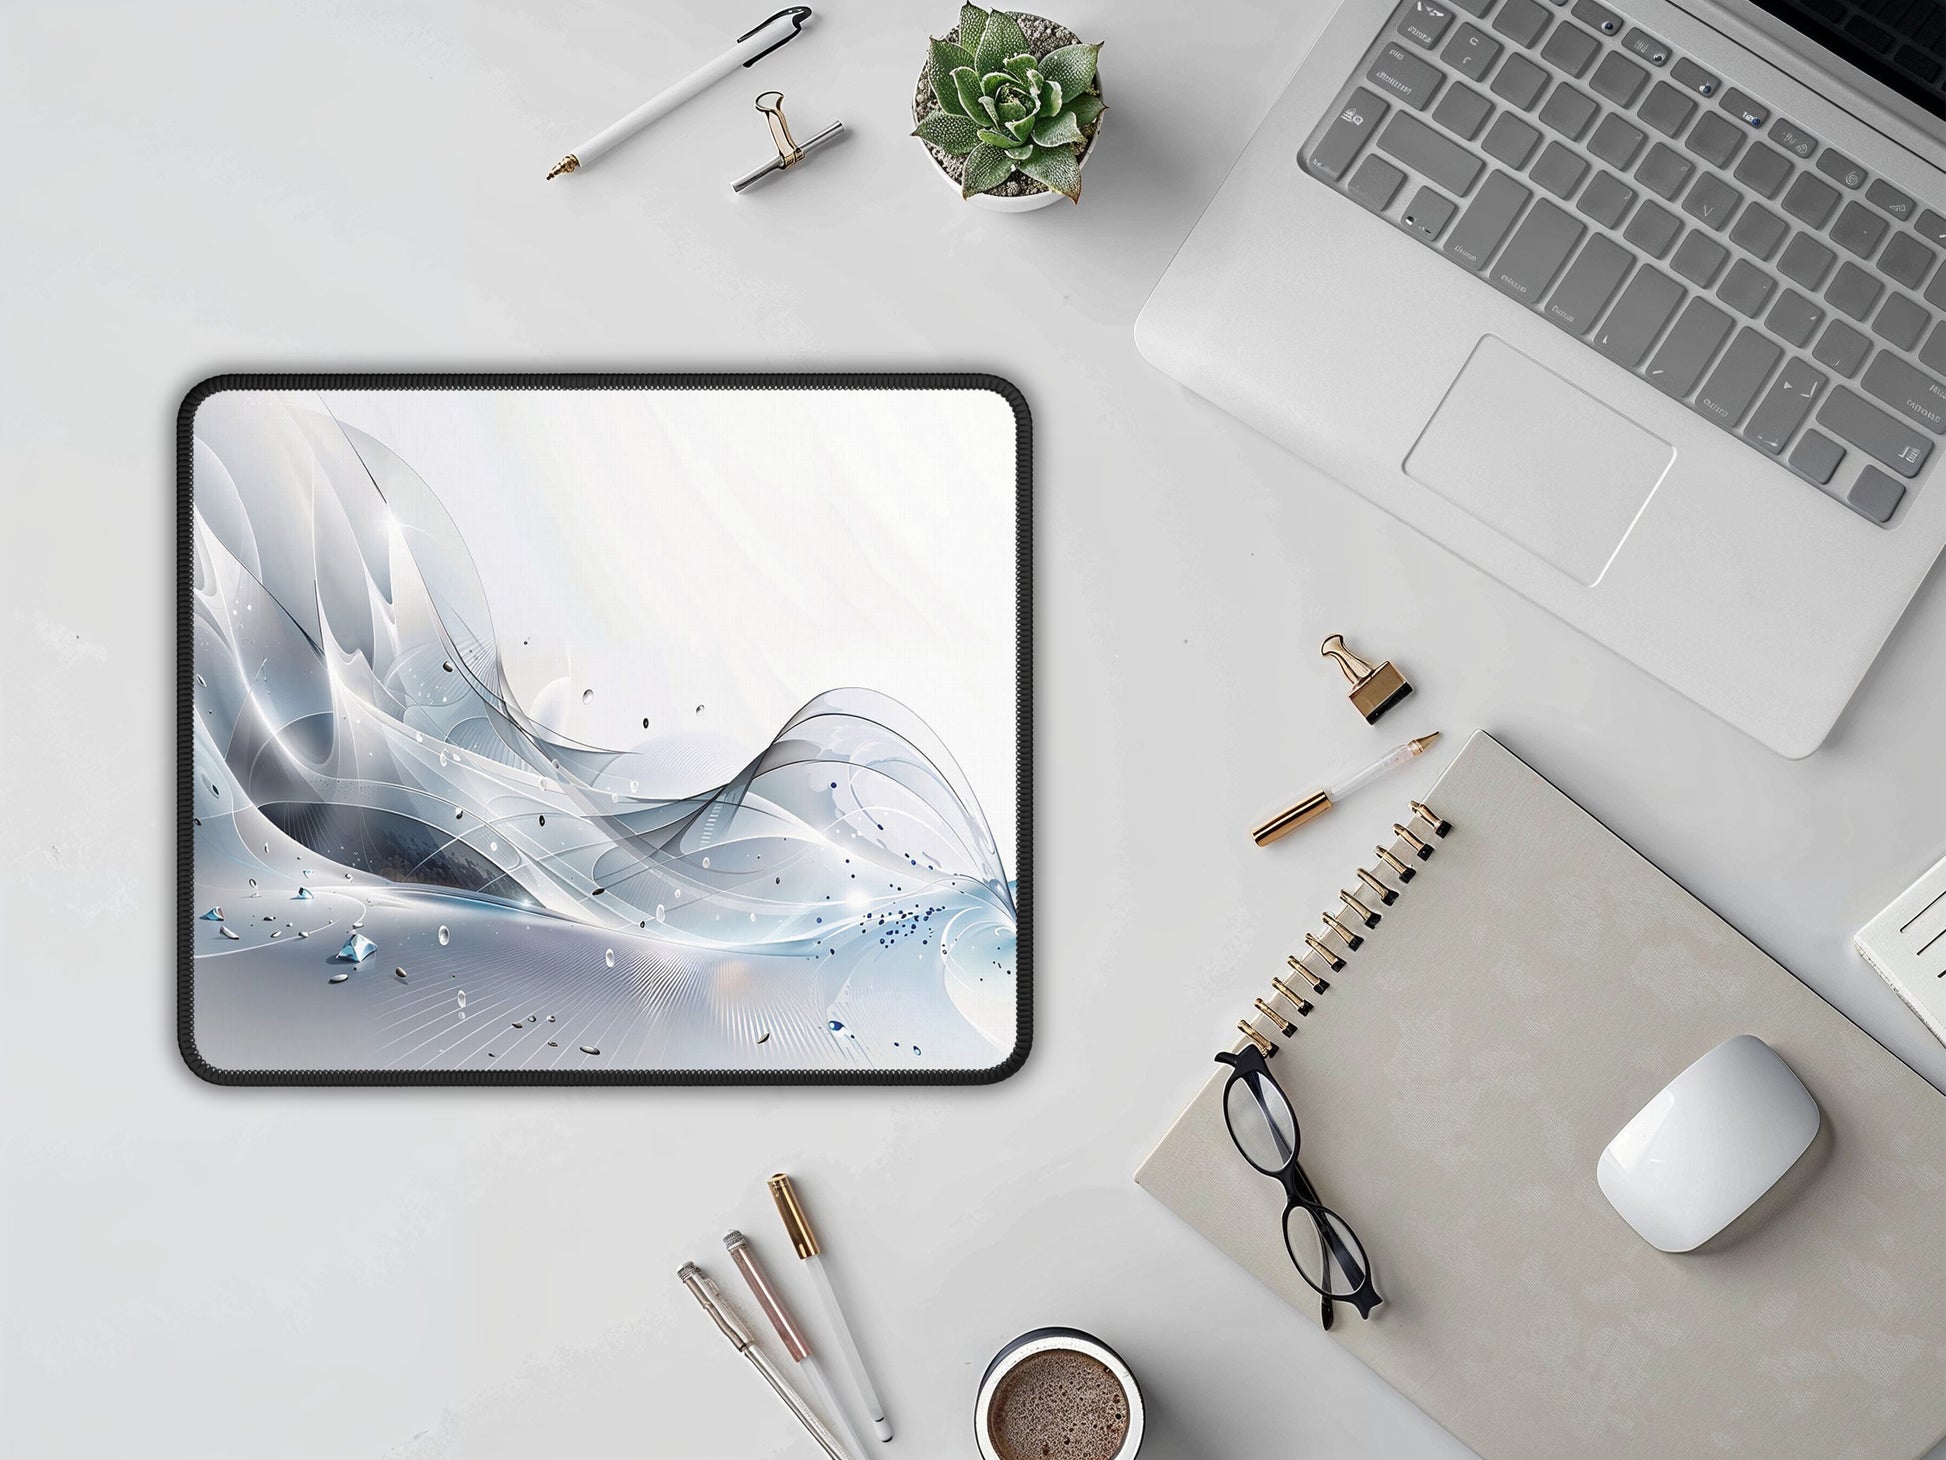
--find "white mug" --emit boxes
[974,1327,1145,1460]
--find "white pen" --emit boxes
[1252,733,1441,846]
[769,1173,893,1443]
[726,1230,869,1460]
[546,6,813,179]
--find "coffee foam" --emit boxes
[986,1349,1130,1460]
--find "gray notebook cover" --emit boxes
[1137,732,1946,1460]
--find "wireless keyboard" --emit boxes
[1302,0,1946,525]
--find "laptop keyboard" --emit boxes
[1301,0,1946,525]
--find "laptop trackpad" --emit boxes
[1404,336,1673,586]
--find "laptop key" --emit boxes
[1378,112,1486,196]
[1443,23,1503,80]
[1482,112,1542,167]
[1917,209,1946,248]
[1545,233,1634,332]
[1769,118,1818,160]
[1532,141,1589,199]
[1818,386,1932,476]
[1781,173,1839,228]
[1347,155,1407,212]
[1588,113,1646,170]
[1570,0,1622,36]
[1492,0,1552,47]
[1672,232,1729,287]
[1728,203,1787,260]
[1923,323,1946,376]
[1682,173,1742,232]
[1307,90,1390,182]
[1860,352,1946,434]
[1879,233,1937,291]
[1732,141,1792,200]
[1717,260,1776,317]
[1595,265,1685,367]
[1788,429,1845,485]
[1445,170,1533,269]
[1830,201,1888,258]
[1590,51,1649,107]
[1695,328,1783,426]
[1864,179,1915,222]
[1814,148,1868,189]
[1400,0,1459,49]
[1778,234,1836,290]
[1639,82,1697,138]
[1825,262,1883,321]
[1646,297,1734,396]
[1686,112,1745,168]
[1577,171,1636,228]
[1538,83,1597,139]
[1540,22,1600,76]
[1717,88,1770,128]
[1847,466,1906,524]
[1450,0,1496,15]
[1400,186,1461,242]
[1491,198,1585,303]
[1369,44,1445,109]
[1873,293,1930,352]
[1624,199,1683,258]
[1635,143,1694,201]
[1743,357,1828,452]
[1621,26,1671,65]
[1671,57,1720,98]
[1491,54,1549,109]
[1813,319,1871,376]
[1767,290,1825,348]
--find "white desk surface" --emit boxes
[4,2,1943,1456]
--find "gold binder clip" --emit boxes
[1253,998,1299,1038]
[732,91,847,192]
[1394,822,1435,860]
[1411,800,1451,836]
[1236,1020,1276,1055]
[1320,911,1364,950]
[1375,845,1417,881]
[1283,959,1328,996]
[1321,634,1413,724]
[1301,934,1345,974]
[1355,867,1400,906]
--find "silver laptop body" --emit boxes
[1138,0,1946,757]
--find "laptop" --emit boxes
[1136,0,1946,757]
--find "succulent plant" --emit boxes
[913,5,1105,202]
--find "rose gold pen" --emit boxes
[678,1262,847,1460]
[726,1230,869,1460]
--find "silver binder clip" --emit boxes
[732,91,845,192]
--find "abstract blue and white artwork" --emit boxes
[183,381,1026,1079]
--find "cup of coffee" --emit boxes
[975,1328,1144,1460]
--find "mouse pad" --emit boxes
[179,375,1030,1084]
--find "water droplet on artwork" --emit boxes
[297,930,310,939]
[605,948,615,968]
[439,752,447,766]
[195,672,207,686]
[695,704,704,714]
[629,780,637,795]
[394,967,408,981]
[547,1014,556,1022]
[443,661,454,672]
[201,907,224,922]
[329,972,348,983]
[455,808,464,820]
[270,930,283,939]
[583,688,594,702]
[592,886,605,897]
[295,887,313,901]
[828,1020,845,1032]
[547,1040,558,1047]
[456,990,467,1008]
[912,1046,922,1057]
[701,857,710,869]
[219,926,240,941]
[642,717,650,729]
[438,925,450,946]
[511,1021,524,1030]
[579,1045,601,1056]
[352,917,364,929]
[489,840,498,852]
[655,905,666,922]
[339,932,375,962]
[247,878,257,889]
[263,842,270,854]
[538,815,546,827]
[757,1032,771,1044]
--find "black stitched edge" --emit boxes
[178,372,1033,1088]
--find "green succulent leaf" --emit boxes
[1032,109,1084,148]
[1038,41,1101,97]
[951,66,985,122]
[958,3,988,53]
[929,40,975,113]
[916,109,985,155]
[961,141,1015,197]
[1066,91,1105,128]
[973,8,1029,74]
[1018,143,1082,200]
[1003,53,1039,86]
[975,128,1016,149]
[1040,79,1064,117]
[1006,142,1036,161]
[996,96,1029,124]
[982,70,1012,97]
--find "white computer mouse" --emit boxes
[1597,1034,1820,1253]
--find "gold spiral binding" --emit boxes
[1339,891,1381,928]
[1302,934,1345,973]
[1236,1020,1275,1055]
[1375,845,1416,881]
[1393,823,1434,859]
[1253,998,1298,1037]
[1271,976,1316,1015]
[1320,911,1363,950]
[1411,800,1451,836]
[1355,867,1399,905]
[1284,957,1329,993]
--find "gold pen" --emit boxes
[1252,733,1440,846]
[678,1261,848,1460]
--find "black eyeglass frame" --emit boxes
[1214,1045,1383,1329]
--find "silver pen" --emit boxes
[726,1230,869,1460]
[678,1261,847,1460]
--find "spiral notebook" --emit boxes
[1137,732,1946,1460]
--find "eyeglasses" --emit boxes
[1215,1045,1382,1329]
